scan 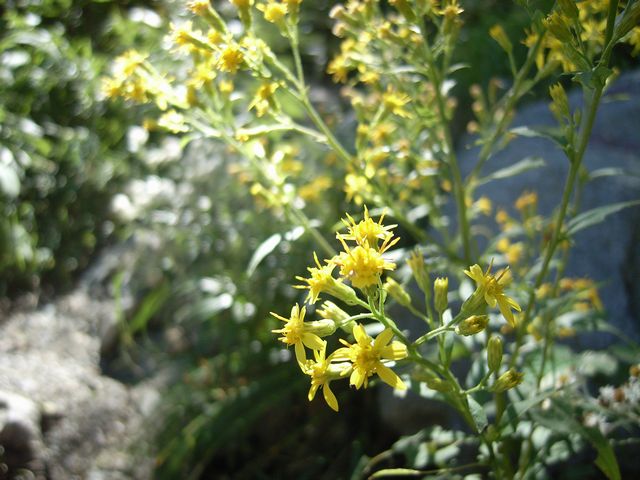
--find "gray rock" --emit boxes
[0,286,159,479]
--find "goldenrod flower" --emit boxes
[333,325,407,390]
[295,252,358,305]
[339,206,397,249]
[217,45,244,73]
[301,343,349,411]
[258,0,288,23]
[333,239,396,290]
[464,263,521,327]
[248,82,279,117]
[271,304,327,365]
[382,87,412,118]
[327,54,350,83]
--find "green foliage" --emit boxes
[0,1,160,295]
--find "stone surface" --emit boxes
[0,284,159,479]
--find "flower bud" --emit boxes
[318,301,353,333]
[384,278,412,307]
[306,319,337,338]
[489,24,512,53]
[426,377,454,392]
[407,250,429,293]
[434,277,449,313]
[557,0,579,20]
[549,83,570,122]
[487,336,503,372]
[492,368,524,393]
[455,315,489,336]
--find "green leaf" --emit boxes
[476,156,546,185]
[584,426,621,480]
[467,396,488,432]
[247,233,282,276]
[567,199,640,235]
[128,282,170,336]
[369,468,426,478]
[510,125,565,145]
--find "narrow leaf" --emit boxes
[476,156,546,185]
[369,468,427,478]
[247,233,282,276]
[567,199,640,235]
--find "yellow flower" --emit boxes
[333,238,396,290]
[217,45,244,73]
[327,54,350,83]
[333,325,407,390]
[295,252,358,305]
[464,263,521,327]
[382,87,412,118]
[258,0,288,23]
[339,206,397,249]
[248,82,279,117]
[271,304,327,365]
[187,0,211,16]
[301,343,349,412]
[515,190,538,213]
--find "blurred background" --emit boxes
[1,1,638,479]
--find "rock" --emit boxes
[0,391,45,479]
[0,283,159,479]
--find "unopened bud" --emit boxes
[318,301,353,334]
[306,319,337,337]
[384,278,412,307]
[407,250,429,292]
[492,368,524,392]
[549,83,570,122]
[558,0,579,20]
[426,377,454,392]
[489,24,512,53]
[434,277,449,313]
[487,336,503,372]
[456,315,489,336]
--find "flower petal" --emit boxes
[323,384,339,412]
[353,324,370,346]
[302,333,326,351]
[308,383,320,401]
[295,342,307,366]
[376,363,406,390]
[497,297,516,327]
[350,368,365,389]
[374,328,394,349]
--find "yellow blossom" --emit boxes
[476,196,492,215]
[339,206,397,249]
[301,343,348,411]
[464,263,522,327]
[217,45,244,73]
[187,0,211,16]
[295,252,358,305]
[333,325,407,390]
[248,82,279,117]
[258,0,288,23]
[327,54,350,83]
[515,190,538,213]
[271,304,327,365]
[298,176,332,201]
[382,87,412,118]
[333,239,396,290]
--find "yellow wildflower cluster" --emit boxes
[272,208,407,411]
